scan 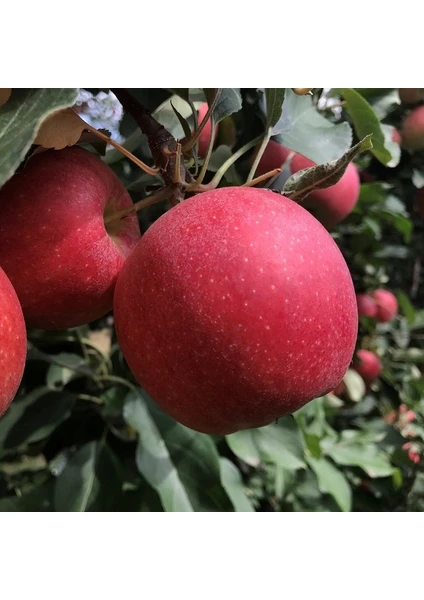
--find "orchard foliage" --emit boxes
[0,87,423,512]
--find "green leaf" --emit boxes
[226,416,305,471]
[396,290,416,325]
[220,458,255,512]
[283,135,372,202]
[381,124,401,167]
[0,387,75,456]
[340,88,393,166]
[307,456,352,512]
[212,88,242,125]
[0,88,79,186]
[325,441,394,478]
[343,369,366,402]
[54,442,122,511]
[0,479,55,511]
[46,352,87,389]
[273,88,353,163]
[264,88,285,130]
[123,390,233,512]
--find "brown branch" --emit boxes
[112,89,193,205]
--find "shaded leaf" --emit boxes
[0,479,54,512]
[307,456,352,512]
[46,352,87,389]
[54,442,122,512]
[343,369,366,403]
[124,390,233,512]
[0,388,75,456]
[396,290,416,325]
[340,88,393,166]
[0,88,79,186]
[265,88,285,131]
[220,458,254,512]
[212,88,242,125]
[283,135,372,201]
[325,441,394,478]
[273,88,352,163]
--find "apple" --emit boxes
[0,146,141,330]
[356,293,377,318]
[371,289,398,323]
[399,88,423,105]
[0,267,27,417]
[254,140,294,176]
[353,349,382,382]
[392,128,401,144]
[114,186,358,435]
[197,102,218,158]
[401,106,424,150]
[254,142,360,228]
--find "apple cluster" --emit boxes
[0,143,360,433]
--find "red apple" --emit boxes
[356,293,378,318]
[371,289,398,323]
[0,147,140,330]
[197,102,218,158]
[255,142,359,228]
[0,267,27,417]
[353,349,382,382]
[291,154,360,228]
[254,140,294,176]
[401,106,424,150]
[114,186,358,435]
[399,88,423,105]
[392,128,401,144]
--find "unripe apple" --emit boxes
[353,349,382,382]
[114,186,358,435]
[399,88,423,105]
[401,106,424,150]
[356,293,377,318]
[0,267,27,417]
[0,147,140,330]
[255,142,359,228]
[371,289,398,323]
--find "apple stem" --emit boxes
[181,90,221,154]
[242,168,282,188]
[104,187,170,225]
[246,130,272,184]
[190,123,217,189]
[86,126,160,176]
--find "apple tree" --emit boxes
[0,87,423,512]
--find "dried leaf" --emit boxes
[87,328,112,357]
[283,134,373,202]
[0,88,12,108]
[34,108,89,150]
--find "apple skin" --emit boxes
[392,128,401,144]
[0,267,27,417]
[197,103,218,158]
[255,142,359,228]
[401,106,424,150]
[0,147,140,330]
[114,186,358,435]
[356,293,377,318]
[353,349,382,382]
[371,289,398,323]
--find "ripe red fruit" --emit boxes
[255,142,360,228]
[254,140,294,175]
[401,106,424,150]
[353,349,382,382]
[371,289,398,323]
[114,186,358,435]
[197,103,218,158]
[0,147,140,330]
[291,154,360,228]
[356,293,378,318]
[0,267,27,417]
